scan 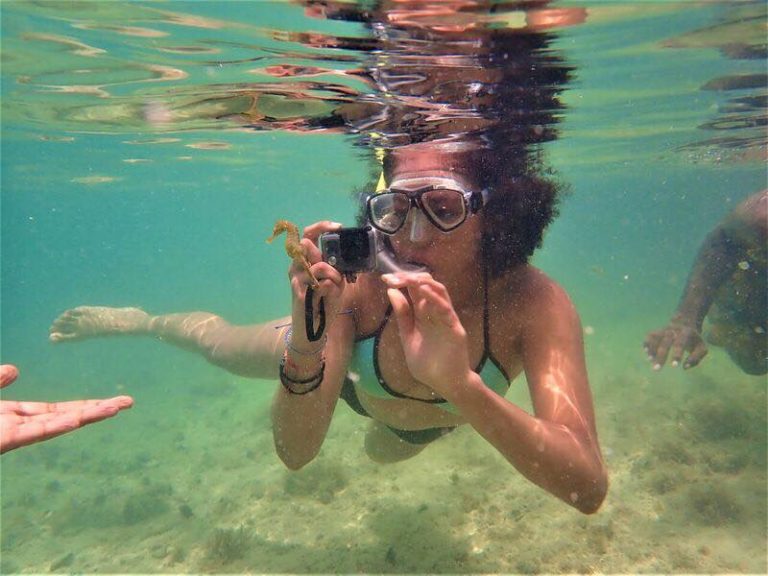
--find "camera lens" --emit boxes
[340,229,370,264]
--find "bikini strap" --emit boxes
[483,262,490,352]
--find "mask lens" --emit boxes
[369,192,409,233]
[421,188,466,231]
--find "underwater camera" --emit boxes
[319,226,377,281]
[319,226,428,282]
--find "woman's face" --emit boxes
[384,145,484,280]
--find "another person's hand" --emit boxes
[382,272,473,397]
[643,317,708,370]
[0,364,134,454]
[288,221,345,352]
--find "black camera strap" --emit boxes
[304,286,326,342]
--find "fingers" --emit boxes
[0,365,19,388]
[382,273,456,327]
[644,329,672,370]
[302,221,342,244]
[683,341,708,370]
[643,331,661,357]
[1,412,81,453]
[0,396,134,454]
[645,325,707,371]
[412,283,455,327]
[2,396,134,417]
[290,261,343,297]
[669,334,689,368]
[387,288,414,336]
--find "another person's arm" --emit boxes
[644,190,767,369]
[0,364,133,454]
[383,271,607,514]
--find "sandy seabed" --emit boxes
[1,332,765,575]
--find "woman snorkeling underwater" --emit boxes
[49,1,607,513]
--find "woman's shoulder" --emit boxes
[493,264,568,295]
[492,265,577,318]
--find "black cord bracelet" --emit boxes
[279,355,324,395]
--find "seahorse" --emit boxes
[267,220,319,288]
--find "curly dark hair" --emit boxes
[480,171,563,276]
[466,143,564,276]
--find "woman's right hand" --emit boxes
[287,221,345,353]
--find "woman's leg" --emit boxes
[50,306,288,379]
[50,306,153,342]
[363,421,430,463]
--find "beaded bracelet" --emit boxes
[279,352,324,395]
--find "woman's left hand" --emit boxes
[382,272,473,397]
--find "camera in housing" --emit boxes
[319,226,377,282]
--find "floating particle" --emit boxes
[583,325,595,336]
[737,260,750,270]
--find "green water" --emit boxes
[1,1,765,573]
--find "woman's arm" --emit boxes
[455,280,606,513]
[383,271,607,514]
[270,221,354,469]
[270,314,355,469]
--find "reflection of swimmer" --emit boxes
[0,364,133,454]
[644,190,767,374]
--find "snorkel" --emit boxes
[372,228,428,275]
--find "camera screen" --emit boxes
[339,228,370,263]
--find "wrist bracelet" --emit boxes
[279,353,324,395]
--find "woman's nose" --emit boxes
[407,208,430,242]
